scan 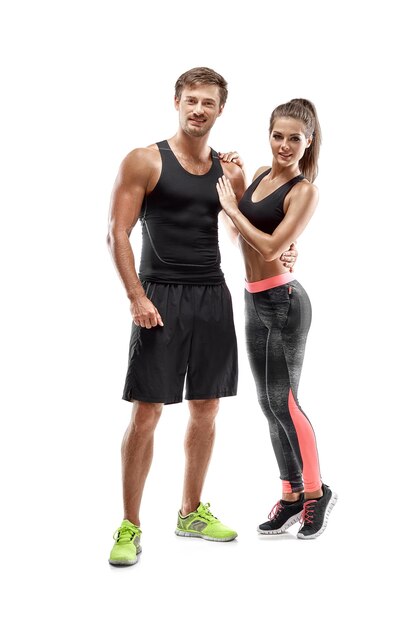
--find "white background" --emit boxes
[1,1,415,624]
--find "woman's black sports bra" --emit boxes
[238,170,304,234]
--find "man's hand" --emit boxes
[280,242,298,272]
[130,294,164,328]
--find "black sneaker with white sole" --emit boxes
[257,495,305,535]
[297,484,337,540]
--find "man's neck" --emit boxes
[168,130,211,162]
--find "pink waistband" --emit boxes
[245,272,294,293]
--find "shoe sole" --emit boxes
[175,529,237,542]
[297,493,338,540]
[257,511,302,535]
[108,545,142,566]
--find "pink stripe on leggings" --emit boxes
[288,389,321,492]
[245,272,294,293]
[282,480,293,494]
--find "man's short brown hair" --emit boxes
[175,67,228,108]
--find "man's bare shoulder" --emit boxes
[122,145,160,168]
[220,161,246,199]
[118,145,161,184]
[221,160,245,182]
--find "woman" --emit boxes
[217,99,337,539]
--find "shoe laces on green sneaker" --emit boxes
[113,520,141,545]
[176,502,237,541]
[195,502,218,522]
[109,519,142,566]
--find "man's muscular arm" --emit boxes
[107,148,163,328]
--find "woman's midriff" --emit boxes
[240,237,289,282]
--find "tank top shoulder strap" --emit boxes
[246,168,270,194]
[280,174,306,201]
[290,174,305,185]
[209,147,224,177]
[156,139,174,163]
[254,168,271,184]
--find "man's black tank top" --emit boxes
[139,140,225,284]
[238,169,304,234]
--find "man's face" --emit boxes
[175,84,223,138]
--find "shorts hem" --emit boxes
[185,389,238,401]
[122,392,183,405]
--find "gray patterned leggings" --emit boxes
[245,279,322,493]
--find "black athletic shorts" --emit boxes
[122,282,238,404]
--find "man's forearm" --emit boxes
[107,230,145,300]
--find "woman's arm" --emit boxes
[218,160,247,245]
[216,175,318,262]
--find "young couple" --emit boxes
[106,67,337,566]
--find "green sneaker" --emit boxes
[175,502,237,542]
[109,520,142,566]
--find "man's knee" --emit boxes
[188,398,220,421]
[130,401,163,432]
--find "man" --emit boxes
[107,67,296,566]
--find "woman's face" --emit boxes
[269,116,312,168]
